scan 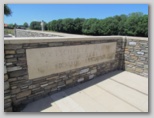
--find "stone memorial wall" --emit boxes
[4,36,148,111]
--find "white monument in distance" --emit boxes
[40,20,44,31]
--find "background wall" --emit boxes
[4,36,148,111]
[15,29,61,37]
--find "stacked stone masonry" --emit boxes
[4,63,12,112]
[4,36,148,111]
[124,37,148,77]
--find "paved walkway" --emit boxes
[22,71,148,112]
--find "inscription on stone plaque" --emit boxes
[26,42,116,79]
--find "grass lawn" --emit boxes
[4,29,15,35]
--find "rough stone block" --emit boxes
[140,57,146,61]
[4,98,11,103]
[4,102,12,109]
[16,90,31,99]
[7,66,22,72]
[129,42,136,46]
[44,85,53,90]
[77,78,84,82]
[4,95,11,100]
[135,68,143,73]
[8,78,17,82]
[80,68,89,74]
[18,57,26,61]
[66,79,73,85]
[4,74,8,81]
[144,65,148,69]
[41,83,48,87]
[48,42,63,47]
[137,51,144,55]
[139,42,148,45]
[57,81,65,88]
[16,49,25,54]
[6,63,13,66]
[6,58,17,63]
[46,76,58,80]
[89,74,95,79]
[4,82,10,90]
[4,44,22,50]
[18,75,28,80]
[4,107,12,112]
[11,88,20,94]
[5,50,16,54]
[9,70,27,78]
[90,69,97,74]
[4,65,7,74]
[5,55,14,58]
[4,90,10,94]
[11,86,17,89]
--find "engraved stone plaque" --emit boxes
[26,42,116,79]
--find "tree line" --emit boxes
[30,12,148,37]
[5,4,148,37]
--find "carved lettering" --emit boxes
[26,42,116,79]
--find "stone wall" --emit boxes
[124,37,148,77]
[4,63,12,112]
[4,36,148,111]
[15,29,61,37]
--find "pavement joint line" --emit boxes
[110,78,148,96]
[96,84,144,112]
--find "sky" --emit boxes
[4,4,148,25]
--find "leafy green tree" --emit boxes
[74,18,85,34]
[62,18,74,33]
[23,22,29,28]
[4,4,12,16]
[30,21,41,30]
[82,18,100,35]
[14,23,17,28]
[124,12,144,36]
[117,15,127,35]
[8,24,14,29]
[135,14,148,37]
[46,12,148,37]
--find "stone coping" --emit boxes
[4,36,148,44]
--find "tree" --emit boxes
[23,22,29,28]
[46,12,148,37]
[14,23,17,28]
[4,4,12,16]
[124,12,144,36]
[82,18,100,35]
[30,21,41,30]
[74,18,85,34]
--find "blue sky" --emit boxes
[4,4,148,25]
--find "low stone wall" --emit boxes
[4,63,12,112]
[4,36,148,111]
[124,37,148,77]
[15,29,61,37]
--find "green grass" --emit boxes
[4,29,15,35]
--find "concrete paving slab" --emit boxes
[97,79,148,112]
[22,71,148,112]
[65,89,108,112]
[50,91,83,112]
[110,71,148,95]
[78,85,140,112]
